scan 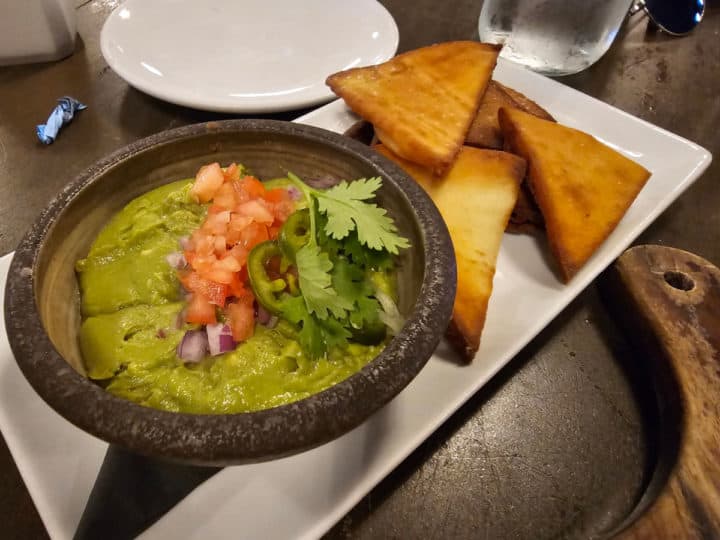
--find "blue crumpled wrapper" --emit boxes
[36,96,87,145]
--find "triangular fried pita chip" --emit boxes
[466,81,519,149]
[495,81,554,122]
[498,107,651,281]
[466,81,555,150]
[507,181,544,234]
[375,144,525,361]
[327,41,500,175]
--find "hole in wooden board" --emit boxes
[663,270,694,291]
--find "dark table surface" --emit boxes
[1,1,718,539]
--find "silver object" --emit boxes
[630,0,705,36]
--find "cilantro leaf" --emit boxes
[342,232,394,271]
[283,295,350,358]
[350,296,382,329]
[331,257,382,329]
[318,316,352,351]
[295,244,353,320]
[315,177,411,255]
[283,296,325,358]
[315,177,381,240]
[315,212,343,259]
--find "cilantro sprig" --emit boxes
[288,173,410,255]
[281,173,409,357]
[294,244,353,319]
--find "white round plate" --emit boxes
[100,0,399,113]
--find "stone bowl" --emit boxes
[4,119,456,465]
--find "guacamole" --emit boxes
[76,180,383,414]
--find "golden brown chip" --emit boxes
[498,107,651,282]
[495,81,555,122]
[465,81,552,231]
[465,81,518,149]
[506,182,544,234]
[375,144,525,361]
[327,41,500,175]
[466,81,555,150]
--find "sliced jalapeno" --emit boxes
[280,208,311,261]
[247,241,290,315]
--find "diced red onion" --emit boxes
[286,186,302,200]
[176,329,208,363]
[166,251,187,269]
[219,334,235,352]
[206,323,236,356]
[266,315,279,329]
[178,236,191,250]
[256,304,272,325]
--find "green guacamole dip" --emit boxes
[76,180,383,414]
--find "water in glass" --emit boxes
[478,0,633,76]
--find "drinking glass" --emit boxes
[478,0,634,76]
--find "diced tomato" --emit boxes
[186,293,217,324]
[230,180,251,204]
[230,213,254,229]
[237,199,274,224]
[181,162,301,336]
[204,284,228,307]
[205,211,231,235]
[225,228,241,246]
[215,253,242,273]
[238,176,266,198]
[270,200,295,223]
[228,244,248,267]
[203,267,236,285]
[226,296,255,342]
[213,183,238,210]
[213,235,227,255]
[227,272,248,298]
[193,232,215,257]
[189,253,216,275]
[264,188,290,203]
[239,265,249,282]
[180,272,228,306]
[191,163,224,203]
[240,222,269,251]
[223,163,241,182]
[226,214,253,245]
[267,224,281,240]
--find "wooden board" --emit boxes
[600,245,720,539]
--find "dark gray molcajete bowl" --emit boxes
[4,120,456,465]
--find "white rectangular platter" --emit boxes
[0,58,711,539]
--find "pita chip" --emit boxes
[498,107,651,281]
[327,41,500,175]
[375,144,525,361]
